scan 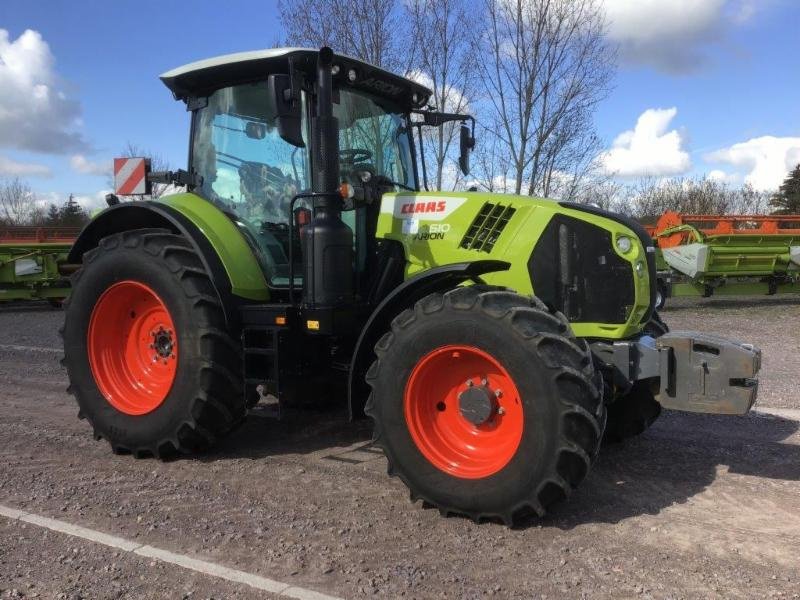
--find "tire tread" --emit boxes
[61,229,244,458]
[365,288,605,525]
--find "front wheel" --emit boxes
[62,229,245,458]
[604,312,669,443]
[655,280,667,310]
[365,287,605,525]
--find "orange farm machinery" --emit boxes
[645,211,800,308]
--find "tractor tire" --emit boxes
[603,381,662,443]
[655,279,667,310]
[61,229,245,458]
[603,312,669,443]
[644,310,669,337]
[365,287,605,525]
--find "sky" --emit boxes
[0,0,798,211]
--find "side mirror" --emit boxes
[268,74,305,147]
[459,124,475,176]
[245,121,267,140]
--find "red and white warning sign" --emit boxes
[114,157,150,195]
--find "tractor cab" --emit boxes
[160,48,438,292]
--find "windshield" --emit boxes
[335,89,415,190]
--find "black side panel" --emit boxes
[67,202,238,328]
[366,240,406,305]
[347,260,510,420]
[559,202,656,324]
[529,215,635,324]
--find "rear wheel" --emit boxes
[62,229,245,458]
[366,287,605,525]
[604,312,668,443]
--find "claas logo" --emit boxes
[401,201,447,215]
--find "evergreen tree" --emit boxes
[45,203,61,225]
[59,194,88,227]
[769,164,800,214]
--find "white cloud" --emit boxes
[599,107,691,178]
[0,154,51,177]
[705,136,800,190]
[73,189,112,212]
[0,29,88,154]
[70,154,108,176]
[602,0,759,73]
[707,169,741,185]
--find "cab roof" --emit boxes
[160,47,432,110]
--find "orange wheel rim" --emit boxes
[404,345,524,479]
[87,280,177,415]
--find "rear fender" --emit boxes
[67,200,265,328]
[347,260,510,419]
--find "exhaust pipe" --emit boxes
[301,47,354,308]
[311,46,339,196]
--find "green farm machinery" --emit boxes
[60,48,762,524]
[648,212,800,308]
[0,227,77,304]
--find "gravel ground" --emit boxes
[0,298,799,599]
[0,519,271,599]
[661,294,800,409]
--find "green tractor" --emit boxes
[62,47,761,524]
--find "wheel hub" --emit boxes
[403,345,524,479]
[458,384,495,426]
[152,327,174,359]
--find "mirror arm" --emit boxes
[415,124,429,192]
[148,169,202,189]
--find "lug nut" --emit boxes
[481,378,488,386]
[495,389,503,398]
[497,406,506,415]
[466,379,473,387]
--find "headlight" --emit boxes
[616,235,633,253]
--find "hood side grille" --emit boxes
[460,203,516,253]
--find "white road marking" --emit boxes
[20,511,140,552]
[753,407,800,420]
[0,344,61,354]
[0,503,343,600]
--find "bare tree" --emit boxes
[557,156,621,207]
[0,177,38,225]
[407,0,476,190]
[109,142,172,200]
[622,177,774,221]
[735,183,772,215]
[473,120,513,193]
[278,0,410,73]
[475,0,614,197]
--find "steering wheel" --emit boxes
[340,148,373,165]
